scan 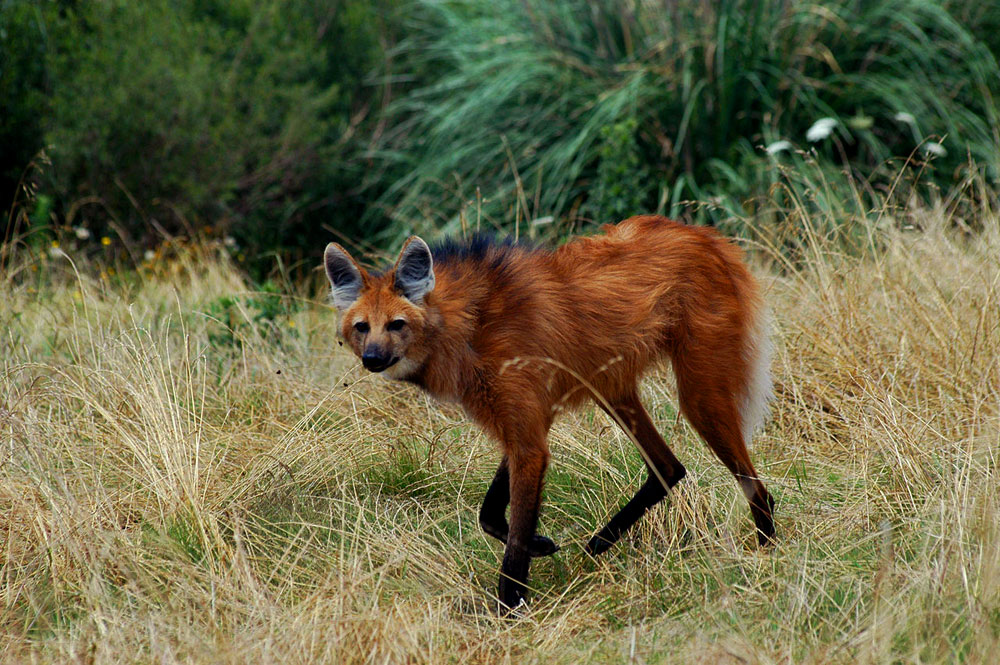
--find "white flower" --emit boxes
[223,236,237,248]
[894,112,916,125]
[806,118,838,142]
[144,250,156,262]
[922,141,947,157]
[48,246,65,259]
[73,226,91,240]
[765,140,792,155]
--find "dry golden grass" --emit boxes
[2,203,999,663]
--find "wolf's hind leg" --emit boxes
[585,391,687,556]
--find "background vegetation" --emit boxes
[380,0,1000,238]
[2,0,398,273]
[3,0,1000,264]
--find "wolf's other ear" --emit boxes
[324,243,365,309]
[394,236,435,304]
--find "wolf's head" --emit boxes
[323,237,434,379]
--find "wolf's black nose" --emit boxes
[362,347,392,372]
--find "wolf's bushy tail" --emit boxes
[738,303,774,446]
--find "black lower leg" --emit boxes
[589,392,687,556]
[480,459,559,557]
[751,489,776,546]
[479,461,510,541]
[499,545,531,613]
[585,465,685,556]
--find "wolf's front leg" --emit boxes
[498,446,549,613]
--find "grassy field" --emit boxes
[2,201,999,663]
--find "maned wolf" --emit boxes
[324,215,775,612]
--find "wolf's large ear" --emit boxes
[393,236,435,304]
[324,243,365,309]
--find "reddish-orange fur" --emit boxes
[325,215,775,612]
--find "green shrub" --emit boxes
[592,117,653,225]
[202,280,301,351]
[3,0,400,274]
[0,1,54,218]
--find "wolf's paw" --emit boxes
[529,534,560,558]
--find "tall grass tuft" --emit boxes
[378,0,1000,239]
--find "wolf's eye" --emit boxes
[353,321,370,334]
[386,319,406,332]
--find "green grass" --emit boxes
[378,0,1000,241]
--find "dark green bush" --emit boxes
[0,1,53,218]
[3,0,400,273]
[946,3,1000,61]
